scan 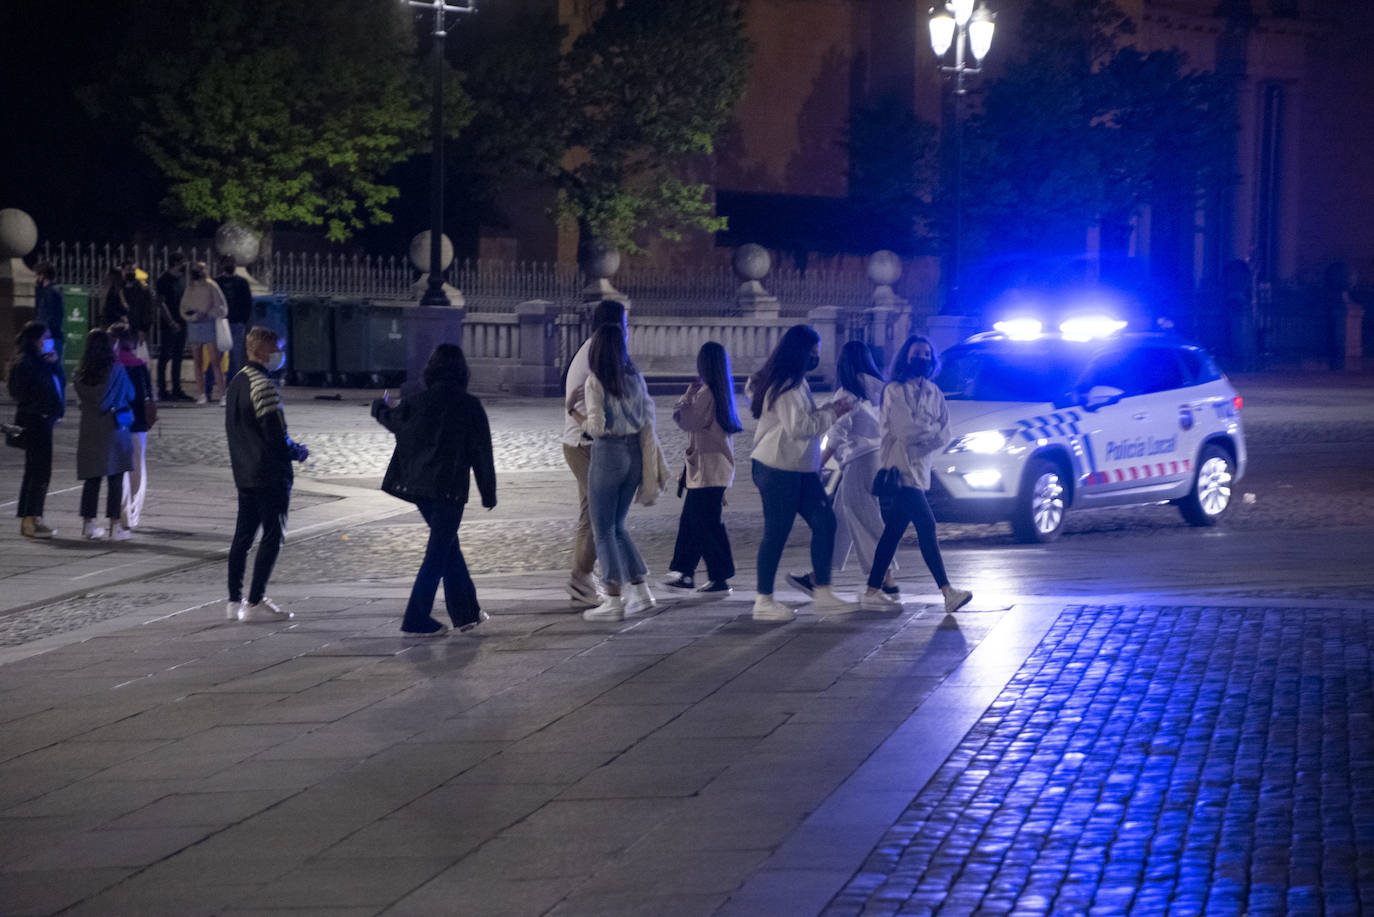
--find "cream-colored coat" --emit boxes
[673,384,735,489]
[878,378,951,491]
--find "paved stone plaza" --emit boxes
[1,374,1373,915]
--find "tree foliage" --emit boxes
[462,0,752,251]
[961,0,1234,263]
[90,0,471,242]
[847,98,940,254]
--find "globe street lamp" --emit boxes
[928,0,994,313]
[404,0,476,306]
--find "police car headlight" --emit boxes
[946,430,1012,454]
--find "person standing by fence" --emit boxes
[110,324,154,529]
[8,322,64,540]
[561,299,628,609]
[662,341,740,596]
[33,263,66,394]
[156,254,190,402]
[180,262,228,405]
[217,255,253,379]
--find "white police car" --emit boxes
[928,318,1247,542]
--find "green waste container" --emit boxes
[250,294,289,340]
[58,285,91,378]
[285,296,334,385]
[334,300,406,387]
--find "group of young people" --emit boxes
[559,300,973,625]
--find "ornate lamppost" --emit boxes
[928,0,994,313]
[404,0,476,306]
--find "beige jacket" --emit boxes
[180,279,228,323]
[673,384,735,489]
[878,378,951,490]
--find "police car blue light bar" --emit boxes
[1058,316,1127,341]
[992,318,1043,340]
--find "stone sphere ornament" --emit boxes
[214,221,261,265]
[0,208,39,259]
[578,238,621,281]
[410,231,454,273]
[867,250,902,287]
[733,243,772,282]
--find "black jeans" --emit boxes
[669,487,735,583]
[227,485,290,605]
[404,500,480,629]
[80,474,123,520]
[16,418,53,517]
[752,460,836,595]
[868,486,949,590]
[158,320,187,394]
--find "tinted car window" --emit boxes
[1177,346,1222,386]
[1081,347,1186,396]
[937,343,1093,402]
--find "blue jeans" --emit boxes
[752,460,836,595]
[588,435,646,586]
[404,500,480,629]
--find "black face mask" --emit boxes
[909,358,932,379]
[804,355,820,373]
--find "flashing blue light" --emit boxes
[992,318,1043,340]
[1059,316,1126,341]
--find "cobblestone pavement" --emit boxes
[824,603,1374,917]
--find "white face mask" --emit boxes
[265,352,286,373]
[40,338,55,355]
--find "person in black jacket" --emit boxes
[7,322,65,539]
[224,326,309,624]
[372,344,497,636]
[33,263,66,394]
[216,255,254,379]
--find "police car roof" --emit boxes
[958,330,1197,349]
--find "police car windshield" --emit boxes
[936,342,1093,402]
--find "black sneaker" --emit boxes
[786,572,815,596]
[881,584,901,596]
[697,581,732,596]
[662,572,695,590]
[401,617,448,637]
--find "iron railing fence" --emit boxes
[33,242,876,315]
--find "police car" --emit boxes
[928,317,1247,542]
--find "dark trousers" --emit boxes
[16,419,53,517]
[752,460,836,595]
[158,321,187,393]
[80,474,122,520]
[404,500,480,629]
[868,486,949,590]
[227,485,290,605]
[669,487,735,583]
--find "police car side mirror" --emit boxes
[1083,385,1125,412]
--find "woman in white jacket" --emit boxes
[747,325,856,622]
[864,335,972,614]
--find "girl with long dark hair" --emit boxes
[786,340,901,605]
[110,323,154,528]
[74,328,135,541]
[577,323,669,621]
[7,322,65,539]
[663,341,742,594]
[865,335,972,613]
[746,324,856,622]
[373,344,497,636]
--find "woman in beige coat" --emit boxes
[179,262,228,404]
[663,341,741,595]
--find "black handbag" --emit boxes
[3,421,26,449]
[871,467,901,497]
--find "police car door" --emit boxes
[1074,347,1187,494]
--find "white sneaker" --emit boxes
[624,582,657,617]
[240,598,292,623]
[943,587,973,614]
[226,600,244,621]
[567,577,600,608]
[752,594,795,623]
[583,594,625,622]
[859,590,903,611]
[810,585,860,614]
[195,394,208,405]
[107,522,133,542]
[82,520,107,540]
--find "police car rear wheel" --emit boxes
[1012,459,1067,543]
[1179,444,1234,526]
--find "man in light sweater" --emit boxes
[561,299,628,608]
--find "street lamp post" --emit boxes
[404,0,476,306]
[928,0,994,314]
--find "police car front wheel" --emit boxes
[1178,444,1234,527]
[1011,458,1068,543]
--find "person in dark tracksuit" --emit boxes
[8,322,65,539]
[225,326,309,623]
[372,344,497,637]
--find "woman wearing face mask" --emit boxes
[7,322,65,539]
[864,335,972,614]
[746,324,856,622]
[179,262,228,404]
